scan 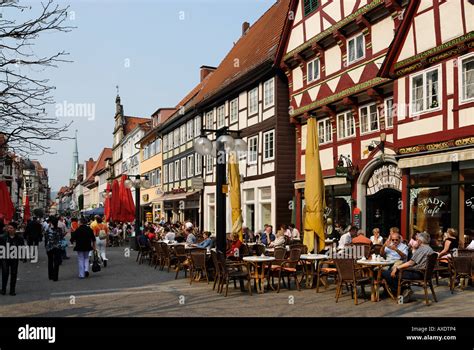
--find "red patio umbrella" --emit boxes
[119,175,135,223]
[104,182,112,222]
[110,179,120,222]
[24,195,31,223]
[0,181,15,223]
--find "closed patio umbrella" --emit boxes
[119,175,135,223]
[303,117,326,253]
[24,195,31,223]
[228,151,243,241]
[111,179,120,222]
[0,181,15,223]
[104,182,112,222]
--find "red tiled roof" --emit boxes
[175,79,207,109]
[85,159,96,179]
[84,148,112,184]
[195,0,290,103]
[124,117,150,135]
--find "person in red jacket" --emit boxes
[226,232,242,259]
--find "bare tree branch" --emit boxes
[0,0,75,156]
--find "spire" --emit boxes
[70,130,79,183]
[115,85,123,116]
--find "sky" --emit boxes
[23,0,276,192]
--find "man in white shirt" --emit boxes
[338,226,358,250]
[381,229,408,265]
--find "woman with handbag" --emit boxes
[45,217,63,281]
[70,218,96,278]
[92,217,109,267]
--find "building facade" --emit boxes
[379,0,474,245]
[281,0,406,236]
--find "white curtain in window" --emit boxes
[412,75,424,112]
[463,58,474,100]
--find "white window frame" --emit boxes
[317,118,332,144]
[247,136,258,165]
[248,87,258,115]
[163,134,168,153]
[186,120,193,141]
[459,53,474,104]
[217,105,226,128]
[156,168,162,186]
[359,103,380,135]
[230,98,238,123]
[263,78,275,109]
[206,111,214,129]
[180,158,186,180]
[195,153,202,175]
[174,160,180,181]
[384,97,394,129]
[187,155,194,178]
[337,111,355,140]
[347,33,365,65]
[206,155,213,174]
[194,116,202,138]
[263,130,275,162]
[307,58,320,83]
[151,170,156,187]
[173,129,179,149]
[168,162,174,183]
[409,65,442,116]
[259,187,272,229]
[180,125,186,145]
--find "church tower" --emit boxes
[69,129,79,186]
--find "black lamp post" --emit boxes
[124,175,150,250]
[194,126,247,254]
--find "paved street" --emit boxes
[0,243,472,317]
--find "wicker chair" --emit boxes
[254,244,266,256]
[152,241,162,269]
[174,245,188,279]
[211,250,223,291]
[136,239,152,265]
[334,258,371,305]
[289,244,308,254]
[316,258,338,293]
[160,243,177,273]
[396,253,438,305]
[189,250,209,285]
[450,256,472,292]
[348,243,371,259]
[217,251,252,297]
[267,247,288,288]
[273,248,303,293]
[239,243,251,257]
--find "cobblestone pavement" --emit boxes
[0,244,472,317]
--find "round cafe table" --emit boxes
[300,254,328,289]
[356,259,395,302]
[243,256,275,294]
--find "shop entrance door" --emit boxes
[366,189,401,239]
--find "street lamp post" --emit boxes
[194,127,247,254]
[124,175,150,250]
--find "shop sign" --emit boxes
[419,197,446,216]
[366,164,402,196]
[172,188,186,194]
[142,194,149,202]
[466,197,474,210]
[191,177,204,190]
[145,211,153,223]
[398,136,474,155]
[352,207,361,228]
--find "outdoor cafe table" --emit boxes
[300,254,328,289]
[243,256,275,294]
[356,259,395,302]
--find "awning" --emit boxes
[398,148,474,169]
[161,191,199,202]
[294,176,347,190]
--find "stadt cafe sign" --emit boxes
[366,164,402,196]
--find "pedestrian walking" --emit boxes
[45,217,63,281]
[0,222,25,296]
[92,217,109,267]
[70,218,96,279]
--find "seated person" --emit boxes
[137,233,150,248]
[337,226,358,250]
[164,227,175,241]
[260,226,275,246]
[226,232,242,258]
[185,228,197,244]
[438,228,458,259]
[195,231,212,249]
[382,232,434,300]
[288,223,301,241]
[268,230,286,249]
[380,231,408,265]
[370,228,384,245]
[351,230,371,244]
[242,226,254,243]
[146,227,156,242]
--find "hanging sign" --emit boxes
[352,207,361,228]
